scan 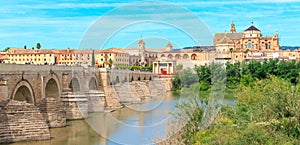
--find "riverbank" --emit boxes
[159,76,300,144]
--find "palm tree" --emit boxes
[36,43,41,49]
[243,49,249,61]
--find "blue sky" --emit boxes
[1,0,300,50]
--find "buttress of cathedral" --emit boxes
[213,21,280,52]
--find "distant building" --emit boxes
[213,21,282,62]
[2,47,130,68]
[54,48,130,68]
[214,21,280,52]
[5,48,56,65]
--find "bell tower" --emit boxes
[230,21,236,33]
[138,36,146,66]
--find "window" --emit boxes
[247,42,253,48]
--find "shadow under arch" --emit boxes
[115,76,120,84]
[124,77,128,83]
[12,80,35,104]
[45,78,60,100]
[88,77,97,90]
[131,76,134,82]
[69,77,81,92]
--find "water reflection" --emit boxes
[85,92,180,145]
[8,120,107,145]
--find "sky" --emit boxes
[1,0,300,50]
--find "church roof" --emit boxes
[245,25,260,31]
[213,33,243,45]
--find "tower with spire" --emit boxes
[230,21,236,33]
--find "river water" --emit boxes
[7,92,234,145]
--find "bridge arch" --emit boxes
[43,73,61,100]
[45,78,60,100]
[124,76,128,83]
[88,77,97,90]
[69,77,81,92]
[115,76,120,84]
[131,76,134,82]
[11,80,35,104]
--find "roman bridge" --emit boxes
[0,64,156,125]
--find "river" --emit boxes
[6,92,234,145]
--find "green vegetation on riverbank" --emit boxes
[172,59,300,92]
[165,60,300,145]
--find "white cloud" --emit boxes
[17,2,125,9]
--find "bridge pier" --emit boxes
[0,100,50,143]
[87,90,106,112]
[61,90,88,120]
[38,98,66,128]
[0,79,8,102]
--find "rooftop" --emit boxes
[245,25,260,31]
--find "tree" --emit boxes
[91,49,95,67]
[229,47,234,62]
[24,45,27,49]
[243,49,249,60]
[3,47,10,52]
[108,58,113,68]
[36,43,41,49]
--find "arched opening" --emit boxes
[175,54,181,60]
[45,78,59,99]
[191,54,197,60]
[149,77,152,81]
[161,54,165,58]
[167,54,173,60]
[69,78,80,92]
[183,54,189,60]
[131,76,134,82]
[89,77,97,90]
[138,76,141,81]
[14,86,33,103]
[144,76,146,80]
[115,76,120,84]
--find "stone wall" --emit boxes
[103,86,122,109]
[0,100,50,143]
[109,80,166,105]
[38,98,66,128]
[130,81,151,100]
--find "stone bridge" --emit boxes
[0,64,156,143]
